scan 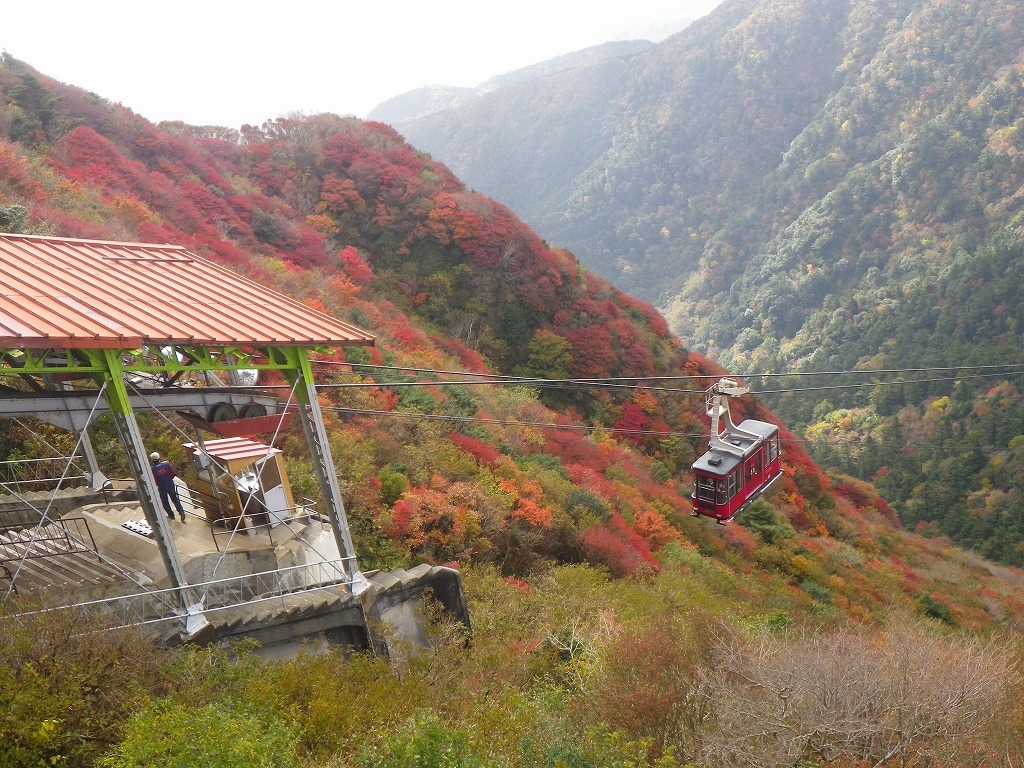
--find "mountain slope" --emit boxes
[395,0,1024,563]
[1,53,1023,632]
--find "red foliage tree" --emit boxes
[632,509,681,551]
[580,513,659,577]
[566,325,617,378]
[612,403,650,446]
[0,141,44,200]
[338,245,375,284]
[448,432,501,467]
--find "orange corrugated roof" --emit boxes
[0,234,375,350]
[183,437,281,463]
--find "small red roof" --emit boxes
[0,234,375,350]
[183,437,281,464]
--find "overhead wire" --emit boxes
[313,359,1024,377]
[312,359,1024,379]
[293,368,1024,397]
[45,355,1020,400]
[753,369,1024,395]
[235,361,1022,407]
[34,358,1017,445]
[735,363,1024,378]
[300,403,711,440]
[197,358,1024,443]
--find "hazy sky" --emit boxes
[3,1,724,129]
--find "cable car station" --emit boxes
[0,233,468,653]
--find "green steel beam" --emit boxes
[0,344,309,378]
[98,349,190,619]
[274,346,365,593]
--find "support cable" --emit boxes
[2,383,107,600]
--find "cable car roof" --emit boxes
[692,449,743,475]
[0,233,375,350]
[734,419,779,440]
[692,419,779,475]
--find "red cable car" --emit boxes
[691,378,782,524]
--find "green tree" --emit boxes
[356,710,496,768]
[524,330,572,381]
[102,700,301,768]
[0,204,27,233]
[3,56,80,143]
[738,499,794,544]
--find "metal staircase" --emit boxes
[0,518,127,595]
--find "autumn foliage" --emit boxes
[1,52,1022,638]
[4,41,1024,768]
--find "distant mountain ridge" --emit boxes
[368,40,656,125]
[367,85,479,126]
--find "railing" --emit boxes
[0,516,100,564]
[209,507,329,552]
[179,489,328,552]
[58,516,101,558]
[99,478,138,502]
[3,558,359,630]
[0,457,90,495]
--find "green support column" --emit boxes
[97,350,191,616]
[276,347,366,594]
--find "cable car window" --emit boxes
[716,478,728,505]
[727,471,740,499]
[695,475,716,502]
[750,454,761,478]
[768,435,780,462]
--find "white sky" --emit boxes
[3,1,724,129]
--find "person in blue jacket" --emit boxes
[150,452,187,523]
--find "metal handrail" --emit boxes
[2,557,359,629]
[210,501,326,548]
[100,478,137,503]
[59,517,101,561]
[0,476,89,487]
[0,457,90,494]
[178,488,325,552]
[0,517,98,564]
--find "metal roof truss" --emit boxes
[0,343,319,378]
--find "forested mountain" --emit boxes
[3,51,1024,767]
[367,41,654,125]
[0,51,826,584]
[397,0,1024,565]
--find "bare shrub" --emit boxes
[700,618,1016,767]
[574,611,721,762]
